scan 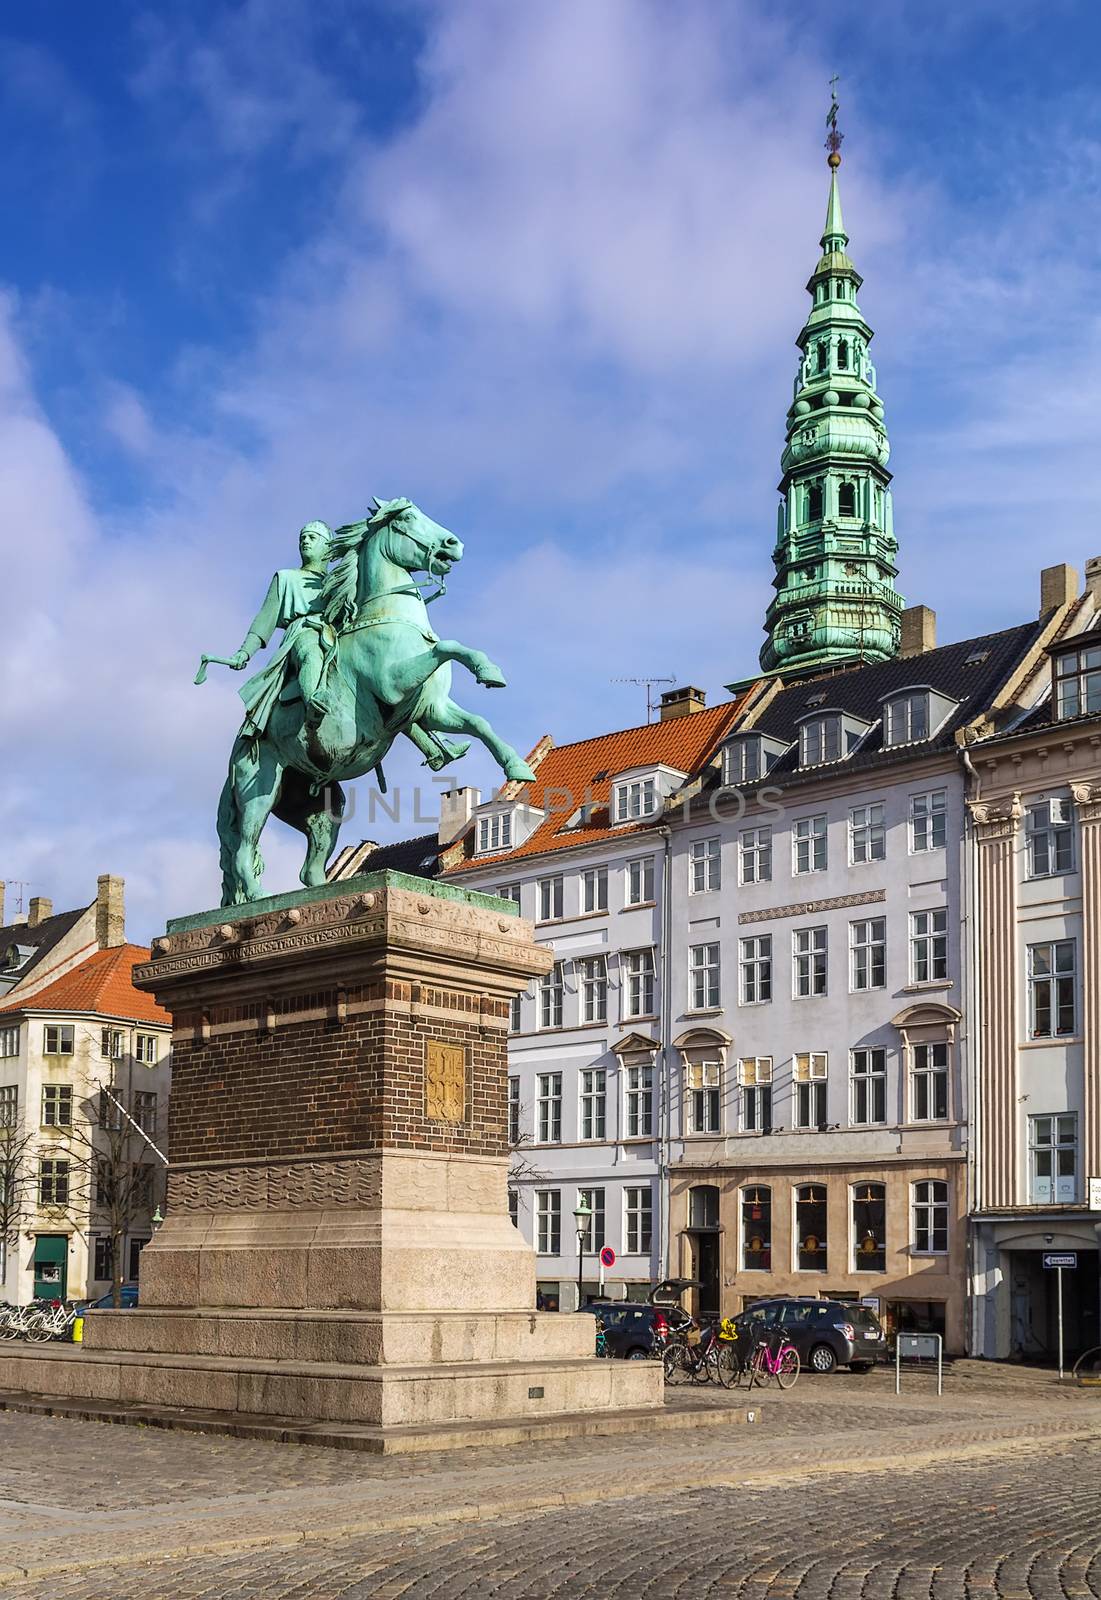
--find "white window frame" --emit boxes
[910,1041,949,1122]
[538,963,564,1029]
[507,1077,521,1145]
[536,1189,561,1254]
[910,790,947,853]
[1054,641,1101,720]
[739,1057,773,1133]
[496,882,522,907]
[793,1052,828,1130]
[0,1084,17,1126]
[689,837,721,894]
[39,1157,70,1206]
[135,1033,158,1065]
[580,956,608,1024]
[536,1073,563,1143]
[688,942,721,1010]
[850,1048,887,1126]
[799,715,842,766]
[614,776,658,824]
[793,926,828,998]
[686,1060,722,1134]
[625,1185,653,1255]
[41,1083,73,1128]
[1027,940,1077,1038]
[625,1063,653,1138]
[1026,801,1074,879]
[850,919,886,992]
[0,1026,19,1059]
[625,855,655,906]
[885,692,930,746]
[577,1186,605,1252]
[792,815,828,875]
[909,909,948,984]
[476,811,513,855]
[581,866,608,914]
[739,935,772,1006]
[1028,1113,1078,1204]
[739,825,772,885]
[912,1179,949,1255]
[43,1024,74,1057]
[849,802,886,864]
[509,992,523,1033]
[537,875,564,922]
[623,949,656,1019]
[579,1069,607,1141]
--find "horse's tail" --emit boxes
[216,771,241,906]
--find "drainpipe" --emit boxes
[958,742,982,1356]
[657,823,673,1281]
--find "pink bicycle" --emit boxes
[745,1325,800,1390]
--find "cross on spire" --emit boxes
[826,76,843,169]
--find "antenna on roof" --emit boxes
[2,881,30,917]
[611,675,677,724]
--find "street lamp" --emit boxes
[573,1200,592,1310]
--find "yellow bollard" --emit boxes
[72,1316,84,1344]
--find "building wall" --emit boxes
[0,1014,171,1306]
[664,753,970,1347]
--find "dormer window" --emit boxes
[797,711,870,767]
[476,812,512,855]
[614,776,657,823]
[1054,639,1101,720]
[881,687,958,748]
[723,733,788,787]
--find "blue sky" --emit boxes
[3,0,1100,941]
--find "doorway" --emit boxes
[1008,1249,1099,1361]
[33,1234,68,1301]
[687,1231,721,1320]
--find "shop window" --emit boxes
[795,1183,827,1271]
[852,1182,886,1271]
[741,1185,771,1270]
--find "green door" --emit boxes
[33,1234,68,1301]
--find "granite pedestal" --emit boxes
[12,873,661,1438]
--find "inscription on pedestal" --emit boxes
[426,1040,467,1123]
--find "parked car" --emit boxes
[582,1301,668,1359]
[733,1297,884,1373]
[75,1284,140,1312]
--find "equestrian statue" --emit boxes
[197,498,536,906]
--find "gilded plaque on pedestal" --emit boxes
[426,1040,467,1123]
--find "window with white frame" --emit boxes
[536,1073,562,1142]
[135,1033,158,1065]
[538,963,564,1029]
[536,1190,561,1254]
[689,837,721,894]
[39,1158,70,1206]
[577,1186,605,1252]
[508,1188,519,1227]
[614,776,658,823]
[537,875,564,921]
[794,1053,828,1128]
[580,956,608,1024]
[910,909,948,983]
[850,919,886,991]
[41,1083,73,1127]
[1028,941,1077,1038]
[43,1024,74,1056]
[1026,800,1074,878]
[581,866,608,913]
[477,812,512,854]
[792,814,828,874]
[625,1062,653,1137]
[689,943,720,1010]
[799,715,843,766]
[912,1180,949,1254]
[580,1069,607,1141]
[623,949,656,1017]
[739,1057,773,1133]
[0,1026,19,1059]
[885,691,929,745]
[850,1048,887,1125]
[625,855,655,906]
[0,1084,17,1126]
[508,1077,520,1144]
[625,1186,653,1254]
[496,882,522,906]
[739,935,772,1005]
[849,802,886,864]
[101,1028,125,1060]
[793,926,828,998]
[686,1059,721,1133]
[910,790,947,852]
[739,825,772,884]
[1054,640,1101,720]
[910,1042,949,1121]
[1029,1113,1077,1203]
[509,992,523,1033]
[723,734,785,786]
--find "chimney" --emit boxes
[95,874,125,948]
[1040,562,1078,616]
[26,896,52,928]
[659,686,707,721]
[1084,556,1101,605]
[438,786,479,846]
[899,605,936,658]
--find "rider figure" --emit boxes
[232,521,333,734]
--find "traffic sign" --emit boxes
[1043,1251,1077,1270]
[599,1246,616,1268]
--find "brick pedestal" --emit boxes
[50,872,661,1439]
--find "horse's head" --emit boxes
[369,498,464,581]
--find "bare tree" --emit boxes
[0,1117,39,1294]
[68,1077,167,1309]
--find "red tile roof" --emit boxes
[0,944,170,1027]
[445,697,749,873]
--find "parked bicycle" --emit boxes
[0,1299,78,1342]
[744,1324,800,1390]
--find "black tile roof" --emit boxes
[712,619,1046,789]
[328,833,440,882]
[0,906,87,983]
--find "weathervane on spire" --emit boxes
[826,75,843,169]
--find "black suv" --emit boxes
[733,1297,884,1373]
[582,1302,665,1359]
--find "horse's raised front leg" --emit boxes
[420,696,536,784]
[376,639,507,702]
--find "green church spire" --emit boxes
[759,88,904,676]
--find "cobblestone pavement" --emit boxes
[1,1364,1098,1598]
